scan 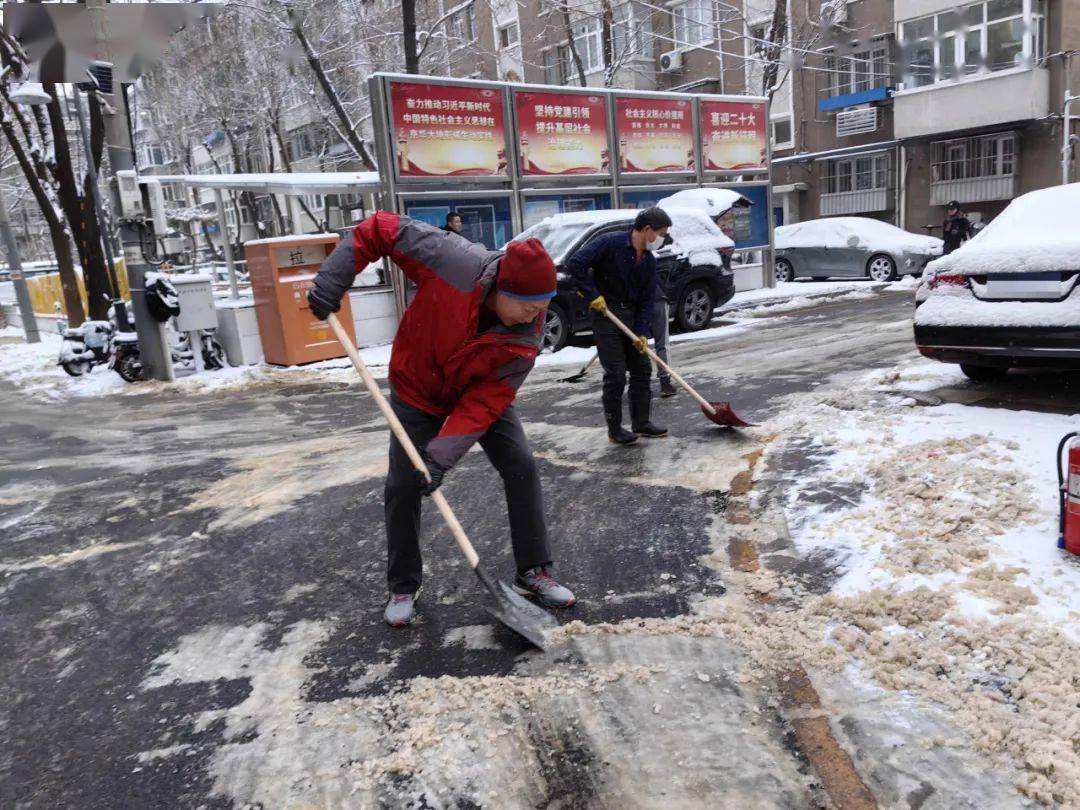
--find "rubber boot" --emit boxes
[606,412,638,445]
[631,396,668,438]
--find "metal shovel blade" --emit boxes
[702,401,756,428]
[560,368,590,383]
[474,566,559,650]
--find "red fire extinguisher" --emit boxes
[1058,432,1080,555]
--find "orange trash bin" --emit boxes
[245,234,357,366]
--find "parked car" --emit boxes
[514,208,735,351]
[914,184,1080,380]
[774,217,943,283]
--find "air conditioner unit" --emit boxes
[820,0,848,27]
[659,50,683,73]
[837,107,878,137]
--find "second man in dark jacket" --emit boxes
[565,207,672,445]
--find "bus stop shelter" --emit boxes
[143,171,382,299]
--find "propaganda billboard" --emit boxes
[614,96,694,174]
[514,90,610,176]
[389,80,508,178]
[699,99,768,172]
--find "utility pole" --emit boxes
[87,0,173,380]
[0,189,42,343]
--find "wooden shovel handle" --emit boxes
[599,307,716,415]
[326,313,480,568]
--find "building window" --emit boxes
[823,44,891,97]
[672,0,713,49]
[572,17,602,71]
[824,154,890,194]
[543,48,561,84]
[448,4,475,46]
[498,22,519,49]
[931,133,1016,181]
[613,2,651,58]
[138,143,167,168]
[771,117,792,148]
[900,0,1040,88]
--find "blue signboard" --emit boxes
[619,188,678,210]
[717,183,770,250]
[522,193,612,230]
[404,196,513,249]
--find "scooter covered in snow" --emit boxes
[57,297,134,378]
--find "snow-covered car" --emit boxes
[657,187,752,220]
[774,217,943,283]
[515,208,735,351]
[914,184,1080,380]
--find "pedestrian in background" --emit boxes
[942,201,973,255]
[442,212,464,237]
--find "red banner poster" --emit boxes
[614,96,694,173]
[700,100,768,172]
[514,91,610,176]
[390,81,507,177]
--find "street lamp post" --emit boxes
[0,190,41,343]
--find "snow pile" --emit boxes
[558,358,1080,806]
[777,217,942,254]
[915,284,1080,328]
[927,183,1080,276]
[727,289,875,319]
[657,187,748,218]
[663,206,734,268]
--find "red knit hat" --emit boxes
[497,239,557,301]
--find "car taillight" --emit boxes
[929,274,967,289]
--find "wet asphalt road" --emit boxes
[3,287,1079,808]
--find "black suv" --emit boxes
[517,210,735,352]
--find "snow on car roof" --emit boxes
[657,188,748,217]
[776,217,942,253]
[926,183,1080,276]
[522,207,733,265]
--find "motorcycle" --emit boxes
[111,324,228,383]
[58,317,115,377]
[57,298,133,378]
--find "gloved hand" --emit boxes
[307,287,339,321]
[588,295,608,315]
[413,452,449,497]
[633,335,649,355]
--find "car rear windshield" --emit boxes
[516,222,593,265]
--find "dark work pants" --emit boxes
[651,299,671,385]
[592,304,652,428]
[385,394,552,595]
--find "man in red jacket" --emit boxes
[308,212,576,627]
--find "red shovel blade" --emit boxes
[702,401,756,428]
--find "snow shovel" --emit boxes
[325,313,559,650]
[599,308,755,428]
[561,352,599,383]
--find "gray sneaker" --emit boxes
[514,567,576,608]
[384,592,417,627]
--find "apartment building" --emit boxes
[453,0,1079,234]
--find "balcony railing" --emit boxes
[820,188,890,216]
[930,175,1016,206]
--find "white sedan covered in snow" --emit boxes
[774,217,943,283]
[914,184,1080,380]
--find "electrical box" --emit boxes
[245,234,356,365]
[114,170,144,219]
[170,274,219,332]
